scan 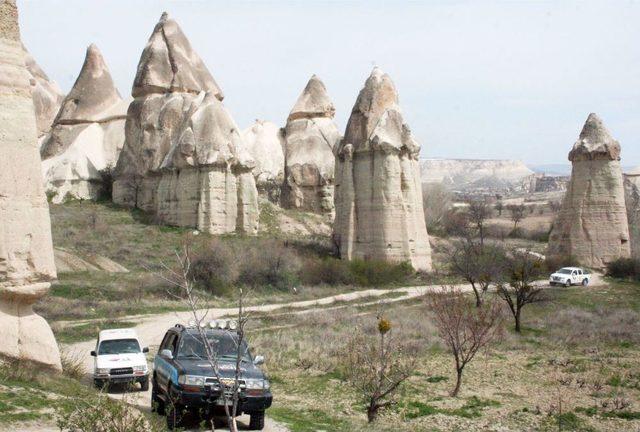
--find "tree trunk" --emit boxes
[367,402,378,423]
[471,283,482,307]
[451,369,463,397]
[514,308,522,333]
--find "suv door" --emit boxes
[156,332,177,391]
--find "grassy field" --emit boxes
[248,280,640,432]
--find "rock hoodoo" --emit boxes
[547,113,630,268]
[0,0,61,370]
[40,44,128,203]
[281,75,340,214]
[242,120,285,203]
[333,68,432,271]
[624,166,640,260]
[22,45,64,140]
[113,13,259,235]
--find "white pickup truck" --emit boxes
[549,267,591,287]
[91,328,150,391]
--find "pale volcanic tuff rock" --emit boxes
[242,120,285,202]
[22,45,64,139]
[333,68,432,272]
[40,44,128,203]
[624,167,640,260]
[547,113,630,268]
[113,13,258,235]
[0,0,61,370]
[281,75,340,214]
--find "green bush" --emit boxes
[348,259,414,287]
[606,257,640,280]
[300,258,355,286]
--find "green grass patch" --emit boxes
[54,320,137,343]
[269,406,350,432]
[400,396,500,420]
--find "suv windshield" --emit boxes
[99,338,141,355]
[557,269,572,274]
[177,331,251,362]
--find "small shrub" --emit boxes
[606,257,640,280]
[300,258,354,286]
[57,395,158,432]
[60,348,85,380]
[348,259,414,287]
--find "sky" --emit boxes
[17,0,640,166]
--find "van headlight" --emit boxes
[133,365,147,372]
[96,368,109,375]
[178,375,205,386]
[245,379,270,390]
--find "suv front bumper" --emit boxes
[174,388,273,412]
[94,372,149,384]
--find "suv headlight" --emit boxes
[96,368,109,375]
[133,365,147,372]
[178,375,206,386]
[245,379,270,390]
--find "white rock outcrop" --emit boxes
[547,113,630,268]
[22,45,64,140]
[40,44,128,203]
[113,13,259,235]
[0,0,61,370]
[420,158,534,190]
[282,75,340,214]
[624,166,640,260]
[242,120,285,202]
[333,68,432,272]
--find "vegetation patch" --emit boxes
[53,320,137,344]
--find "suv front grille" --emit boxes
[110,367,133,375]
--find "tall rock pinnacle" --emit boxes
[333,68,432,272]
[547,113,630,268]
[0,0,61,370]
[281,75,340,214]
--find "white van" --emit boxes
[91,328,150,391]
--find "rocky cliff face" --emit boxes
[0,0,61,370]
[282,75,340,214]
[40,44,128,203]
[22,45,64,140]
[547,113,630,268]
[334,68,432,272]
[113,13,258,235]
[624,167,640,260]
[243,120,285,203]
[421,158,533,191]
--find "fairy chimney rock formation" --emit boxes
[242,120,285,202]
[113,12,258,235]
[333,68,432,272]
[547,113,630,268]
[40,44,128,203]
[0,0,61,370]
[282,75,340,214]
[624,166,640,260]
[22,45,64,140]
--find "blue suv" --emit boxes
[151,322,272,430]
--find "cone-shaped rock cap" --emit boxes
[343,67,401,149]
[55,44,123,123]
[0,0,20,41]
[569,113,621,162]
[287,75,335,121]
[132,12,223,99]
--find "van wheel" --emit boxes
[564,279,571,287]
[582,278,589,286]
[249,411,265,430]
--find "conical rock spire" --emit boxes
[55,44,124,123]
[569,113,620,161]
[288,75,335,121]
[132,12,223,99]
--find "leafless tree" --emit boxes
[467,200,493,246]
[495,200,504,216]
[153,243,251,432]
[496,249,545,333]
[507,204,526,230]
[423,183,453,233]
[427,287,503,397]
[548,200,562,213]
[120,174,145,208]
[447,240,505,307]
[344,316,416,422]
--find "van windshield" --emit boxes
[99,339,141,355]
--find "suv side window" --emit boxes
[159,332,171,351]
[169,334,179,355]
[578,270,582,275]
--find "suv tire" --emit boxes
[151,379,165,415]
[249,411,265,430]
[564,279,571,287]
[582,278,589,286]
[140,377,149,392]
[166,404,183,430]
